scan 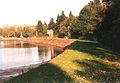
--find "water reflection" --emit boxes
[0,41,63,70]
[0,41,35,48]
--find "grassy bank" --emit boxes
[5,40,120,83]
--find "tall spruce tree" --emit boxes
[43,22,48,36]
[70,16,82,38]
[56,11,68,38]
[55,14,60,35]
[48,18,55,29]
[66,11,75,38]
[36,20,43,36]
[97,0,120,50]
[66,11,75,27]
[71,0,102,39]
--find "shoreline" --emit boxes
[0,38,75,82]
[0,62,48,82]
[0,37,75,49]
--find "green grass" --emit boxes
[5,40,120,83]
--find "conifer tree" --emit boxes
[55,14,60,35]
[43,22,48,36]
[66,11,75,38]
[97,0,120,50]
[56,11,68,37]
[48,18,56,32]
[36,20,43,36]
[71,0,102,39]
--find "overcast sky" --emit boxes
[0,0,93,26]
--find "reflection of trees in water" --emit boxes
[0,43,63,70]
[22,43,31,48]
[20,41,35,48]
[54,49,62,57]
[38,46,48,55]
[38,45,63,63]
[37,46,62,62]
[0,41,35,48]
[38,46,50,62]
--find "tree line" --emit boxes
[36,0,120,50]
[0,0,106,39]
[0,25,36,38]
[0,0,119,50]
[36,0,104,39]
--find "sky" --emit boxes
[0,0,93,27]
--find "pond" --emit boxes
[0,41,63,78]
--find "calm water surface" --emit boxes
[0,41,63,70]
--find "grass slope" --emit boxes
[5,40,120,83]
